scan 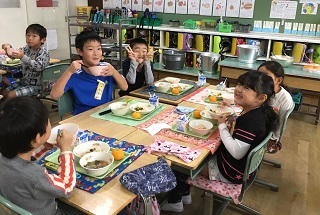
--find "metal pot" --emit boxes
[169,20,180,27]
[237,44,260,63]
[162,50,185,70]
[200,52,221,74]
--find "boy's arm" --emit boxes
[143,60,154,85]
[125,59,139,84]
[113,69,128,91]
[20,47,50,72]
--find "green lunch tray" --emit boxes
[110,103,164,121]
[170,122,217,140]
[44,148,130,179]
[154,84,194,95]
[204,95,223,104]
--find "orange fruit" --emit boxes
[112,149,124,160]
[132,111,141,119]
[193,110,201,119]
[172,87,180,95]
[209,95,217,102]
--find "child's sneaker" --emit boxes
[182,194,192,204]
[161,200,184,212]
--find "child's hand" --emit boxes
[218,101,231,107]
[101,64,117,76]
[12,50,24,59]
[144,49,157,61]
[56,129,74,152]
[69,60,83,74]
[211,114,228,125]
[125,46,139,62]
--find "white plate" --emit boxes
[226,87,235,94]
[130,102,155,114]
[171,83,191,91]
[164,77,180,84]
[200,110,212,119]
[206,89,229,98]
[205,104,235,117]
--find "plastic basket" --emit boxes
[137,18,162,26]
[184,20,196,30]
[291,92,302,104]
[76,6,95,23]
[218,23,232,33]
[202,19,215,29]
[239,24,251,33]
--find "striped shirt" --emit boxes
[217,107,267,184]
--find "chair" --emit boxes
[187,132,272,215]
[58,90,74,120]
[0,194,32,215]
[255,102,295,191]
[39,63,70,101]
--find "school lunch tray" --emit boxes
[110,103,164,121]
[204,95,223,104]
[153,83,194,95]
[44,148,130,179]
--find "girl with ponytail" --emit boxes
[205,71,279,184]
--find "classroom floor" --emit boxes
[47,95,320,215]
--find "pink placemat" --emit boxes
[183,87,206,101]
[136,107,221,154]
[184,87,209,105]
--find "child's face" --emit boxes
[258,66,282,90]
[234,84,264,109]
[132,43,148,63]
[77,40,102,67]
[26,31,45,50]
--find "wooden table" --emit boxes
[129,78,202,106]
[219,58,320,124]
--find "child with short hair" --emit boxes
[1,24,50,99]
[0,96,76,215]
[118,37,155,97]
[50,30,128,115]
[258,61,294,153]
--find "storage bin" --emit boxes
[137,18,162,26]
[76,6,97,23]
[218,23,232,33]
[184,20,196,30]
[239,24,251,33]
[202,19,215,29]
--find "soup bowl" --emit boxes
[109,101,129,116]
[47,123,79,144]
[79,152,114,176]
[189,119,213,136]
[73,140,110,164]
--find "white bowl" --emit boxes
[226,87,235,94]
[155,82,171,92]
[206,89,228,99]
[171,83,190,91]
[73,140,110,164]
[222,94,235,104]
[109,102,129,116]
[47,123,79,144]
[165,77,180,84]
[189,119,213,136]
[88,65,108,76]
[79,152,114,176]
[130,102,155,114]
[200,110,213,119]
[205,104,234,118]
[6,47,20,56]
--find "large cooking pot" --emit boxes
[200,52,221,74]
[162,50,185,70]
[237,44,260,63]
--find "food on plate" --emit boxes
[194,124,206,129]
[209,95,217,102]
[193,110,201,119]
[112,149,125,160]
[209,109,231,115]
[172,87,180,94]
[132,111,142,119]
[133,106,144,111]
[84,160,110,169]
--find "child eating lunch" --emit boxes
[0,96,76,215]
[118,37,155,97]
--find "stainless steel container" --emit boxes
[200,52,221,74]
[162,50,185,70]
[237,44,260,63]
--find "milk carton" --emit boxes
[176,114,190,133]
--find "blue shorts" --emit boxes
[6,82,40,96]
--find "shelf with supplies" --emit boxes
[67,15,137,69]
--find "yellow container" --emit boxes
[177,33,184,50]
[76,6,99,23]
[195,35,204,52]
[231,38,237,56]
[165,32,170,47]
[272,41,283,55]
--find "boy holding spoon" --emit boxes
[118,37,156,97]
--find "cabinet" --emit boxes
[67,16,137,69]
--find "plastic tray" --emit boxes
[153,83,194,95]
[44,148,130,179]
[170,122,217,140]
[204,96,223,104]
[218,23,232,33]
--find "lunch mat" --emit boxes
[38,130,145,194]
[90,100,166,126]
[136,79,202,101]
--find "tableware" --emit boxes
[47,123,79,144]
[130,102,155,114]
[154,82,171,93]
[111,103,163,121]
[270,55,294,67]
[170,122,216,140]
[205,104,234,118]
[73,140,110,164]
[164,77,180,84]
[88,64,109,76]
[226,87,235,94]
[222,93,235,104]
[79,152,114,176]
[171,83,192,91]
[99,109,112,116]
[6,59,20,64]
[109,102,129,116]
[189,119,214,136]
[206,89,229,99]
[6,47,20,56]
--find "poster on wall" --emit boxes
[188,0,200,14]
[176,0,187,14]
[36,0,59,7]
[226,0,240,17]
[153,0,164,12]
[200,0,213,16]
[122,0,132,8]
[143,0,153,11]
[0,0,20,8]
[270,0,297,19]
[300,0,320,2]
[164,0,176,13]
[212,0,226,16]
[132,0,143,11]
[301,2,318,15]
[239,0,255,18]
[103,0,121,8]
